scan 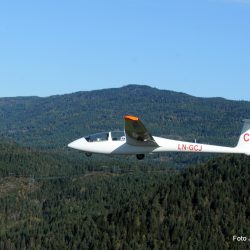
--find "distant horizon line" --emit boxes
[0,84,249,102]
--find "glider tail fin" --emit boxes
[236,119,250,155]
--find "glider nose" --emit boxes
[68,140,77,149]
[68,138,87,150]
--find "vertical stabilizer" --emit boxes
[236,119,250,155]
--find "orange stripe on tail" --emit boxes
[124,115,139,121]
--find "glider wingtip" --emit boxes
[124,115,139,121]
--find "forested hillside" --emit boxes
[1,85,250,149]
[1,86,250,249]
[0,141,249,249]
[0,141,171,178]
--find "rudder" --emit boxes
[236,119,250,155]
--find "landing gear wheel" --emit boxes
[136,154,145,160]
[85,152,92,157]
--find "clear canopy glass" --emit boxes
[84,131,125,142]
[111,131,125,141]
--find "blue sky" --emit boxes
[0,0,250,100]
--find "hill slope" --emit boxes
[1,85,250,150]
[0,142,249,249]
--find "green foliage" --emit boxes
[0,142,249,249]
[0,85,250,249]
[0,85,249,150]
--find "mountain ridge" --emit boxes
[0,85,250,152]
[1,84,247,102]
[0,85,249,249]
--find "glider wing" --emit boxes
[124,115,158,146]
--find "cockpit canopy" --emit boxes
[85,131,125,142]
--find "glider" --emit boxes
[68,115,250,160]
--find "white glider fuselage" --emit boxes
[68,116,250,158]
[68,135,247,155]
